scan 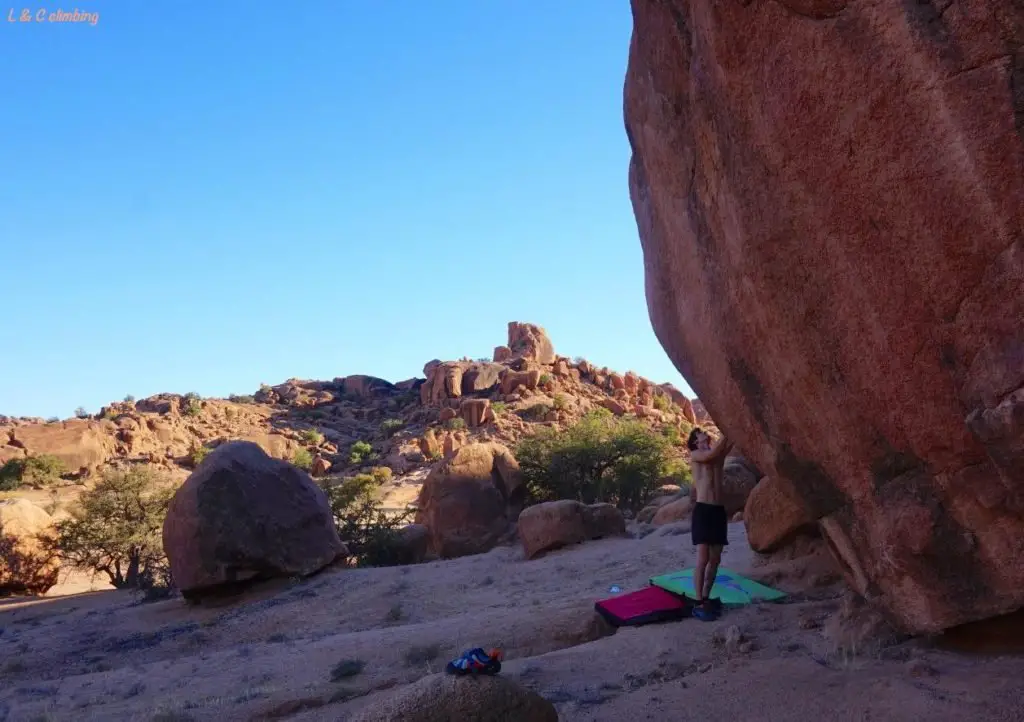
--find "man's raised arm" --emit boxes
[690,434,733,464]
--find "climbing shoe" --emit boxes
[445,647,503,675]
[691,600,720,622]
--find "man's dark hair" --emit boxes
[687,427,705,451]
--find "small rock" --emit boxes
[906,659,938,678]
[651,520,691,537]
[712,625,746,653]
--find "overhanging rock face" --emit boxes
[624,0,1024,634]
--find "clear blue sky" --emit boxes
[0,1,694,420]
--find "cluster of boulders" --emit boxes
[1,320,712,598]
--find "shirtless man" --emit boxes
[687,427,733,620]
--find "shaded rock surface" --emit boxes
[162,441,346,599]
[744,475,818,553]
[0,499,59,596]
[625,0,1024,633]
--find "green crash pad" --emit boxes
[650,567,786,605]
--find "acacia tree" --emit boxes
[50,466,173,589]
[319,470,413,568]
[515,409,674,511]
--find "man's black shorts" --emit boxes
[691,502,728,546]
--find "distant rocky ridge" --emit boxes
[0,322,702,488]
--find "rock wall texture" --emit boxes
[625,0,1024,633]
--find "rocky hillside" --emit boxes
[0,322,701,502]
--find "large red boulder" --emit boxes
[414,443,525,558]
[625,0,1024,633]
[162,441,346,599]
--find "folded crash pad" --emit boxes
[595,585,692,627]
[649,567,786,605]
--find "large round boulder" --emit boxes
[349,672,558,722]
[162,440,346,599]
[518,500,627,559]
[414,442,524,558]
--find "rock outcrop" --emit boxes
[0,499,59,596]
[162,441,346,599]
[507,322,555,365]
[349,672,558,722]
[625,0,1024,632]
[744,476,818,553]
[7,421,114,475]
[414,443,525,558]
[517,499,627,559]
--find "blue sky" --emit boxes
[0,1,693,419]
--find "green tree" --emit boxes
[182,392,202,416]
[293,447,313,471]
[0,455,67,491]
[48,467,173,589]
[301,428,324,446]
[320,474,413,567]
[515,409,673,511]
[348,440,373,465]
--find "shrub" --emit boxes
[74,406,90,419]
[228,394,255,404]
[0,455,67,491]
[48,467,173,589]
[444,417,467,431]
[661,425,683,447]
[301,428,324,446]
[520,403,550,421]
[188,445,210,468]
[380,418,405,437]
[539,373,553,386]
[182,393,202,417]
[491,401,506,414]
[515,410,674,511]
[293,447,313,471]
[348,440,373,465]
[552,393,568,411]
[319,474,413,567]
[664,457,694,489]
[46,416,60,423]
[330,658,365,681]
[652,394,671,412]
[370,466,392,484]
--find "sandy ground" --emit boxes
[1,523,1023,721]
